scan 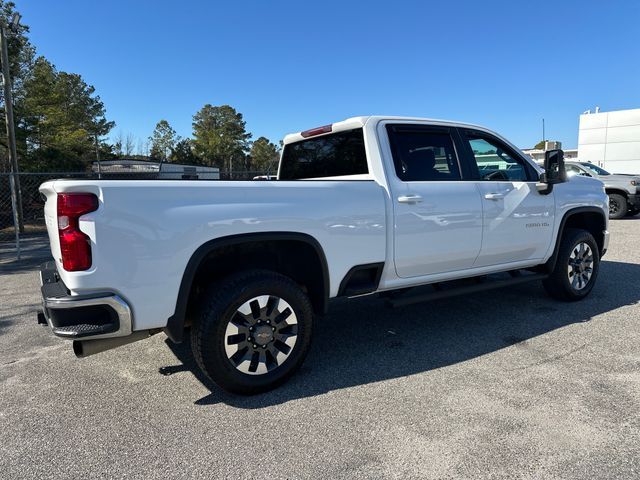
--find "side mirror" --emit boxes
[537,149,566,194]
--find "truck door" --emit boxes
[384,124,483,278]
[458,128,555,267]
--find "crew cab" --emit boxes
[38,116,609,394]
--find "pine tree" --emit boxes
[192,104,251,173]
[148,120,177,161]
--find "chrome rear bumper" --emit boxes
[39,262,132,340]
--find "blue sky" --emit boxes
[20,0,640,149]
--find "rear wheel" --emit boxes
[608,193,628,219]
[191,270,313,394]
[543,228,600,301]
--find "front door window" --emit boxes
[464,135,533,182]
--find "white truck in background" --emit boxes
[38,116,609,394]
[563,161,640,219]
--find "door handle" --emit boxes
[398,194,423,204]
[484,192,505,200]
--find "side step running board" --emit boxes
[387,272,548,308]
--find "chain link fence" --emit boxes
[0,170,272,261]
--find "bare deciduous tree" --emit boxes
[113,131,124,156]
[124,133,135,156]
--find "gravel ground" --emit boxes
[1,220,639,479]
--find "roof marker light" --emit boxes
[300,124,332,138]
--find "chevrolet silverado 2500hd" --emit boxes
[38,116,609,394]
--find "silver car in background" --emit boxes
[562,162,639,219]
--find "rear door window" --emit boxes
[386,125,462,181]
[279,128,368,180]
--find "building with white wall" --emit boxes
[578,108,640,174]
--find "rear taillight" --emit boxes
[57,193,99,271]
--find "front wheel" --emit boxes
[608,193,628,219]
[191,270,313,394]
[543,228,600,301]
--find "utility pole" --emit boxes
[542,118,546,148]
[1,14,22,258]
[95,133,102,179]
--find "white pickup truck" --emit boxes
[38,116,609,394]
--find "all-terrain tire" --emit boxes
[608,193,628,219]
[543,228,600,301]
[191,269,313,395]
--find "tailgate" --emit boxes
[39,181,62,266]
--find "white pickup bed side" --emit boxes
[41,180,387,331]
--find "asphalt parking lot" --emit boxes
[1,220,640,480]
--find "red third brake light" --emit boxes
[57,193,99,271]
[300,124,332,138]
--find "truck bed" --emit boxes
[40,179,387,331]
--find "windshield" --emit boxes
[580,163,610,176]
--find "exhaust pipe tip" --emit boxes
[72,340,84,357]
[72,329,160,358]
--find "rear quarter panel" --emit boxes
[49,179,387,331]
